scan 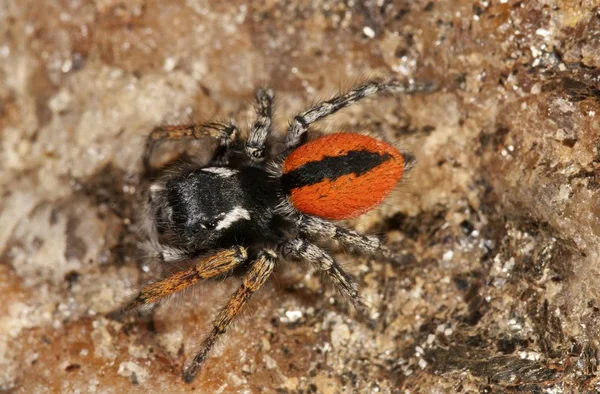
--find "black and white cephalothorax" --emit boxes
[150,166,285,254]
[116,79,432,383]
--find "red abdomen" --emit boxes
[281,133,409,220]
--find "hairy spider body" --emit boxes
[151,166,284,252]
[114,78,433,383]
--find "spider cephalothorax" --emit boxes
[114,78,432,383]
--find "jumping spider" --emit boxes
[114,78,432,383]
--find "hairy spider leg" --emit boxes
[115,247,248,315]
[143,121,239,170]
[184,249,277,383]
[245,88,274,161]
[285,78,435,151]
[297,215,400,263]
[282,238,367,315]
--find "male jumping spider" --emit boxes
[115,78,432,383]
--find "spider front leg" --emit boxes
[245,88,274,161]
[281,238,367,315]
[285,78,435,151]
[143,121,239,170]
[298,215,401,264]
[184,248,277,383]
[109,246,248,317]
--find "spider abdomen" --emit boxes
[281,133,409,220]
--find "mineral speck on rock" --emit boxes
[1,0,600,393]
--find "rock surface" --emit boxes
[1,0,599,393]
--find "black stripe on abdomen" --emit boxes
[281,150,392,192]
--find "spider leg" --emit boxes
[245,88,274,161]
[143,121,239,170]
[110,246,248,316]
[297,215,401,264]
[281,238,367,314]
[285,78,435,151]
[184,248,277,383]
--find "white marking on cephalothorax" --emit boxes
[215,206,251,230]
[202,167,238,177]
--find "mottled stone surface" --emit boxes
[1,1,599,393]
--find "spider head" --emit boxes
[150,167,252,250]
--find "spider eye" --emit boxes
[204,220,217,230]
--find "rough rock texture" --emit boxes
[1,0,600,393]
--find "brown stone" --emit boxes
[1,1,599,392]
